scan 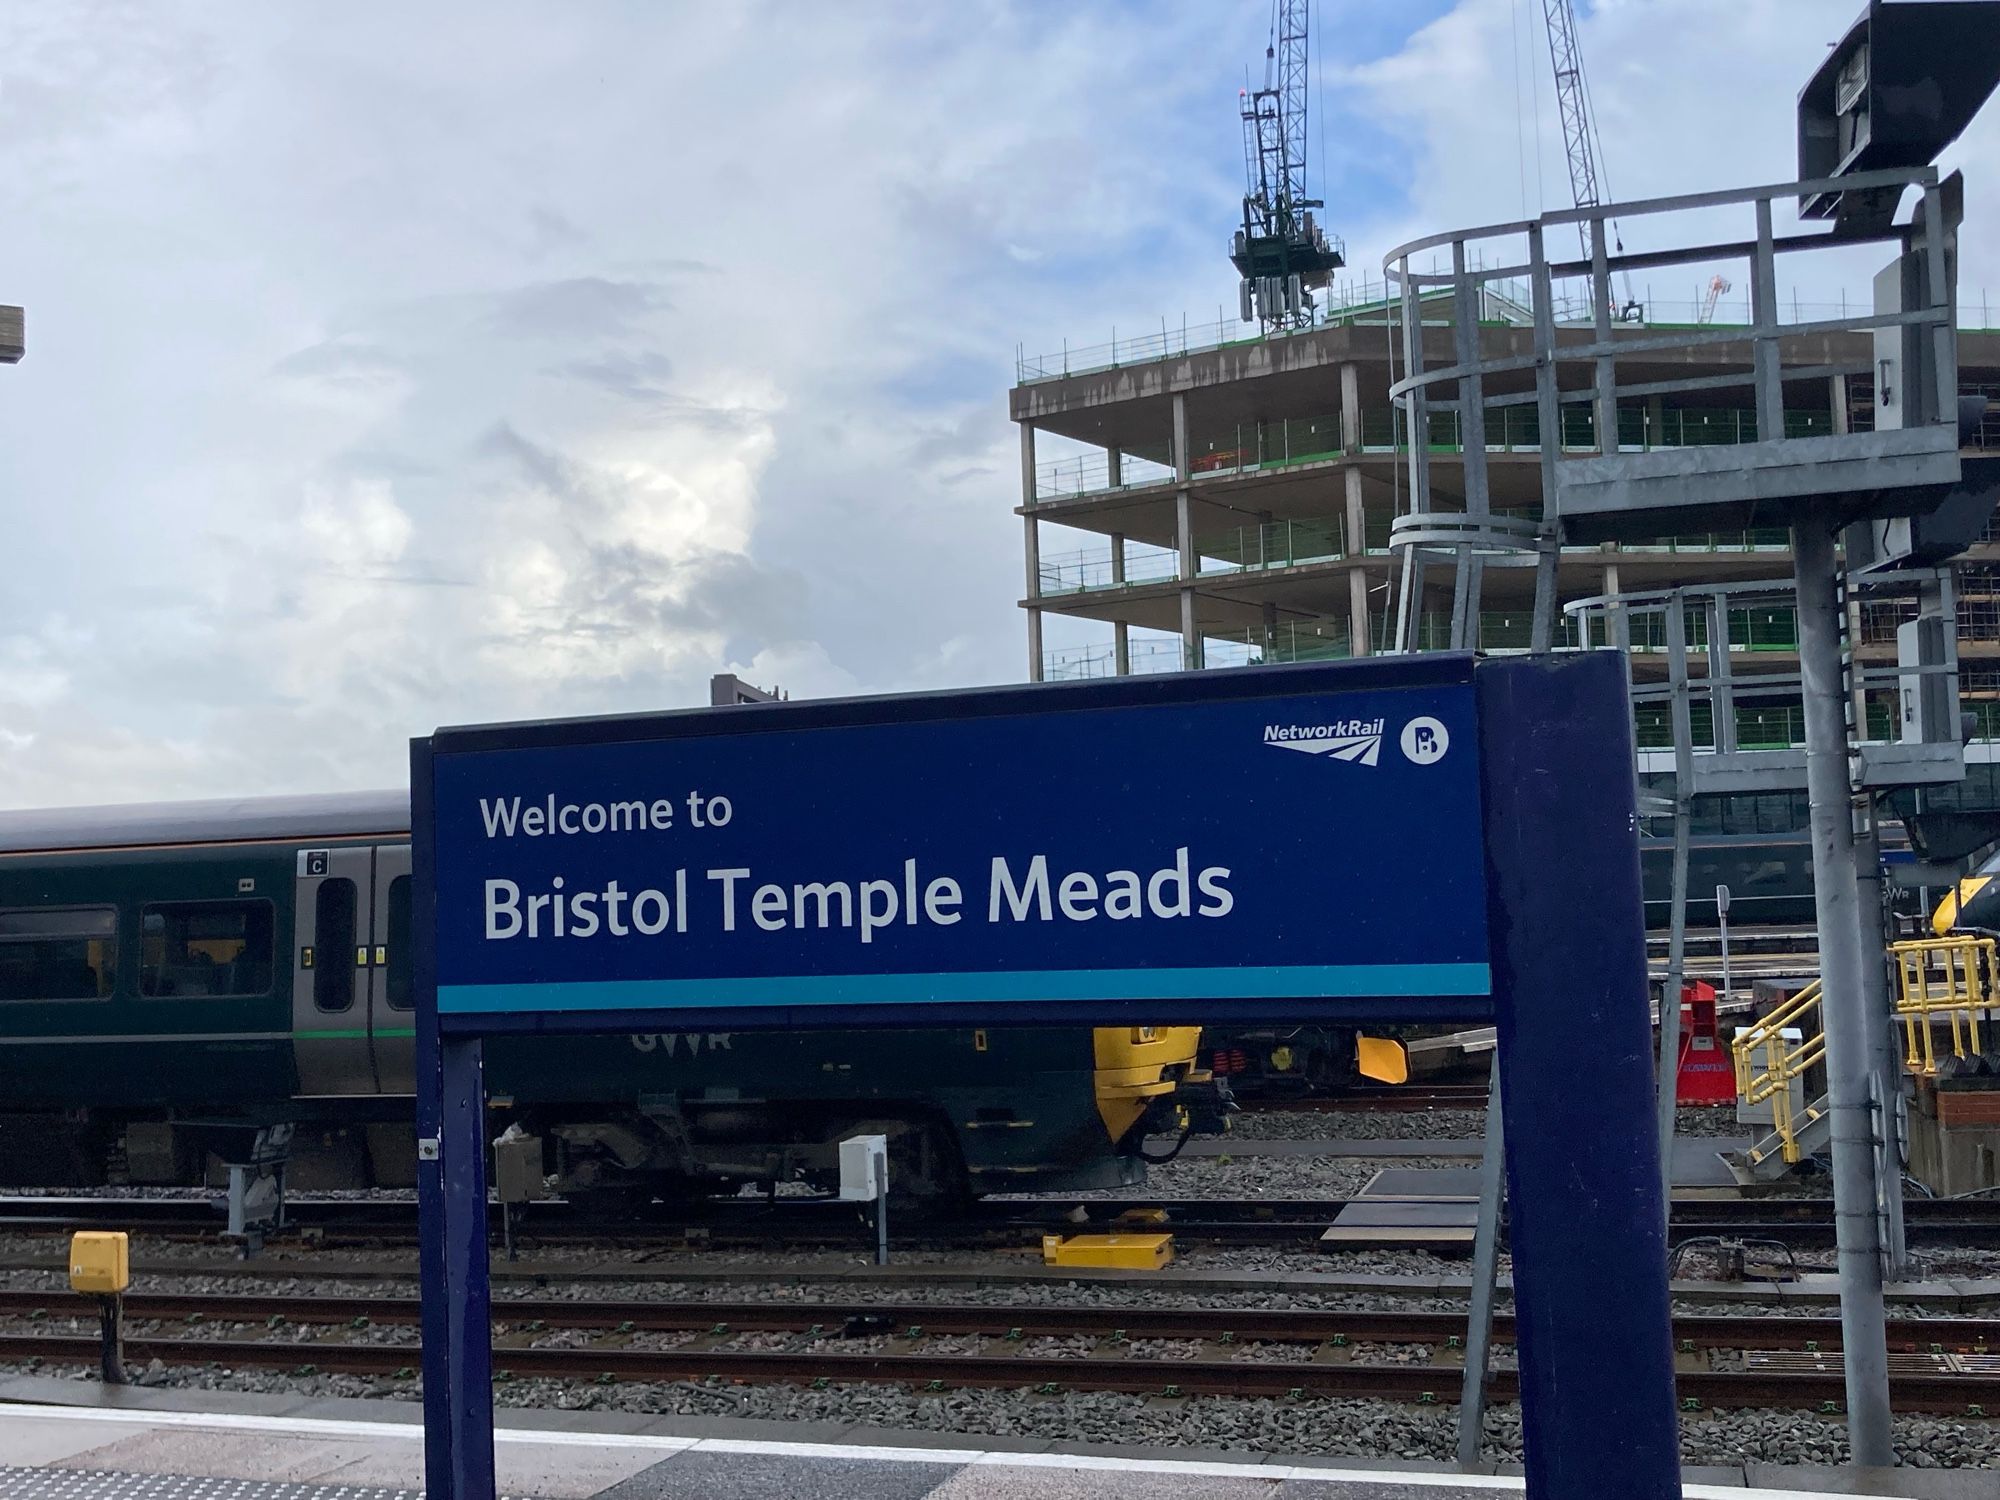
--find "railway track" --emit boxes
[1,1290,1993,1413]
[1645,924,1818,960]
[1252,1085,1493,1113]
[2,1192,1996,1248]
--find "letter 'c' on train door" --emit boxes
[292,846,378,1096]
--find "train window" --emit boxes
[140,900,275,999]
[0,906,118,1002]
[314,879,357,1013]
[385,875,412,1009]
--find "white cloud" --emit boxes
[1333,0,2000,308]
[0,2,1264,803]
[0,1,1994,806]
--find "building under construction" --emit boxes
[1010,0,2000,929]
[1008,0,2000,1473]
[1014,303,1995,868]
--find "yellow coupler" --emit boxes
[1041,1232,1174,1270]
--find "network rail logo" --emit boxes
[1263,715,1453,768]
[1263,718,1385,767]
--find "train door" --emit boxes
[291,847,377,1096]
[368,844,416,1095]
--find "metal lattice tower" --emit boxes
[1542,0,1602,261]
[1246,0,1310,230]
[1230,0,1342,330]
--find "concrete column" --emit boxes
[1339,362,1362,453]
[1107,447,1124,487]
[1021,422,1043,682]
[1831,374,1851,436]
[1111,532,1129,676]
[1337,365,1368,657]
[1173,393,1200,669]
[1646,394,1665,449]
[1262,600,1278,661]
[1346,466,1369,655]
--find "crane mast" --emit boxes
[1543,0,1601,255]
[1541,0,1639,317]
[1230,0,1343,331]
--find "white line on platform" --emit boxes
[0,1401,1913,1498]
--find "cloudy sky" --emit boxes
[0,0,1994,805]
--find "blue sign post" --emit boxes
[413,652,1681,1500]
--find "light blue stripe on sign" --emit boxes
[437,962,1492,1013]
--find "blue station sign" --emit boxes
[413,649,1679,1500]
[420,656,1493,1029]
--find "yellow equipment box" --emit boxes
[69,1231,129,1295]
[1041,1232,1174,1270]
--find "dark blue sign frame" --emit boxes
[412,652,1681,1500]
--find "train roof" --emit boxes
[0,790,412,853]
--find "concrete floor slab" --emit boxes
[1052,1444,1275,1467]
[284,1398,423,1426]
[0,1378,306,1418]
[0,1415,156,1468]
[319,1437,666,1498]
[1679,1463,1749,1486]
[46,1429,397,1484]
[927,1466,1281,1500]
[497,1407,666,1437]
[0,1470,420,1499]
[837,1426,1056,1454]
[1743,1464,2000,1497]
[595,1449,960,1499]
[1272,1485,1498,1500]
[1283,1455,1493,1476]
[631,1415,859,1444]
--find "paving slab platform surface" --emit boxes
[0,1384,1992,1500]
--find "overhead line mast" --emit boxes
[1230,0,1343,332]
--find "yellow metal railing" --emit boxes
[1729,978,1824,1164]
[1890,935,1996,1075]
[1728,937,2000,1168]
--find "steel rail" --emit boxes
[2,1194,1995,1252]
[6,1291,1995,1353]
[0,1324,1993,1413]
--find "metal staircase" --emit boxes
[1730,979,1830,1178]
[1730,935,1998,1179]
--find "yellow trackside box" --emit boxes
[1041,1233,1174,1271]
[69,1231,129,1294]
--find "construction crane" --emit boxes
[1230,0,1343,331]
[1698,273,1733,325]
[1541,0,1640,320]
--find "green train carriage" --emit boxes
[0,792,1220,1199]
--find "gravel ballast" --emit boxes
[2,1095,1993,1473]
[2,1360,1993,1469]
